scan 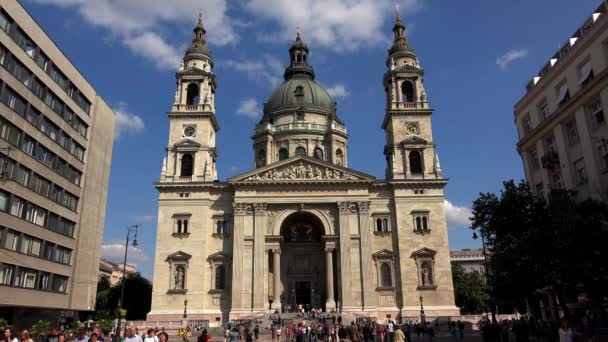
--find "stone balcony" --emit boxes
[171,104,213,112]
[254,122,348,136]
[390,101,429,110]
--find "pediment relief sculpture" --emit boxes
[244,162,358,182]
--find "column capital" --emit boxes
[325,248,335,254]
[337,201,357,214]
[357,201,371,213]
[271,248,281,255]
[253,203,268,215]
[233,203,253,216]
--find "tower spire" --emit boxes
[395,4,401,24]
[284,26,315,80]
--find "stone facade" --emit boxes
[148,11,458,323]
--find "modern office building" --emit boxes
[0,0,115,324]
[515,2,608,200]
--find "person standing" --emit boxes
[458,321,464,340]
[393,327,405,342]
[3,328,18,342]
[18,331,32,342]
[387,322,394,342]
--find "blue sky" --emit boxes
[21,0,599,278]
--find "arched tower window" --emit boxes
[296,53,302,63]
[295,146,306,156]
[335,149,344,166]
[422,216,428,230]
[380,263,392,287]
[183,220,188,234]
[186,83,200,105]
[279,148,289,161]
[382,219,389,232]
[416,216,422,231]
[181,154,194,177]
[313,148,324,160]
[177,220,182,234]
[402,81,415,103]
[216,221,222,234]
[376,218,382,232]
[215,265,225,290]
[256,150,266,168]
[409,151,423,174]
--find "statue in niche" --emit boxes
[420,261,432,286]
[174,265,185,290]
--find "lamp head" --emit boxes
[132,239,138,247]
[472,232,478,240]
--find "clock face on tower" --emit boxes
[405,123,419,135]
[183,125,196,138]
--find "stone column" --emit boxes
[358,201,377,311]
[325,248,336,311]
[271,249,282,310]
[337,201,354,311]
[230,203,250,315]
[253,203,267,312]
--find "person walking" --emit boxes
[458,321,464,340]
[18,331,32,342]
[198,329,211,342]
[393,327,405,342]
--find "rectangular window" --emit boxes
[0,11,11,32]
[25,107,40,125]
[30,238,41,257]
[50,66,68,91]
[545,135,557,154]
[25,204,46,226]
[31,77,45,98]
[43,243,54,260]
[1,87,26,115]
[535,183,544,199]
[34,51,49,71]
[4,229,19,251]
[574,159,588,185]
[556,82,570,106]
[73,144,84,161]
[51,275,67,292]
[37,272,49,290]
[0,264,14,286]
[78,94,91,114]
[565,120,579,145]
[0,45,6,65]
[10,197,24,218]
[529,148,540,170]
[577,60,594,86]
[589,99,605,128]
[521,114,532,136]
[40,118,58,141]
[20,135,35,155]
[20,235,32,254]
[0,190,9,212]
[13,164,30,187]
[539,101,550,120]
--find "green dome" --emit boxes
[265,77,335,114]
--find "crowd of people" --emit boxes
[476,316,597,342]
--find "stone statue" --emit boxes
[173,89,179,104]
[179,60,185,71]
[421,262,432,286]
[174,265,184,290]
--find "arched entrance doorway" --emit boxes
[279,212,327,311]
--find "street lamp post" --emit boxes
[473,230,496,323]
[183,299,188,319]
[114,224,141,342]
[419,295,425,323]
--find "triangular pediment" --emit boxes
[173,139,201,148]
[166,251,192,262]
[373,249,394,259]
[229,156,375,183]
[401,136,429,146]
[207,251,229,262]
[410,247,436,258]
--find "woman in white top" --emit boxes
[559,319,573,342]
[3,328,18,342]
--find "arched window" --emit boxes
[177,220,182,234]
[216,221,222,234]
[223,221,229,234]
[296,53,302,63]
[382,219,389,232]
[279,148,289,161]
[416,216,422,231]
[422,217,428,230]
[402,81,415,103]
[215,265,225,290]
[409,151,423,174]
[376,218,382,232]
[295,146,306,156]
[313,148,324,160]
[256,150,266,168]
[380,263,392,287]
[174,265,186,290]
[183,220,188,234]
[186,83,200,105]
[181,154,194,177]
[336,149,344,166]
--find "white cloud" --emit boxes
[30,0,238,70]
[223,55,284,87]
[244,0,423,51]
[101,242,150,263]
[132,215,156,223]
[325,83,351,98]
[114,103,144,140]
[496,48,529,71]
[444,199,472,229]
[237,98,262,119]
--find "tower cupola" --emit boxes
[284,27,315,80]
[387,6,416,67]
[184,10,213,66]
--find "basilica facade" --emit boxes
[148,11,459,322]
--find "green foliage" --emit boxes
[470,180,608,317]
[452,263,489,314]
[0,318,10,330]
[29,320,51,337]
[98,319,114,335]
[93,272,152,321]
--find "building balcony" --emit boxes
[541,151,560,169]
[408,172,425,179]
[171,104,212,112]
[390,101,428,110]
[254,122,348,136]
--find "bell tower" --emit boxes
[161,11,219,182]
[382,7,442,180]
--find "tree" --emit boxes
[470,180,608,319]
[93,273,152,321]
[452,263,488,314]
[29,320,51,342]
